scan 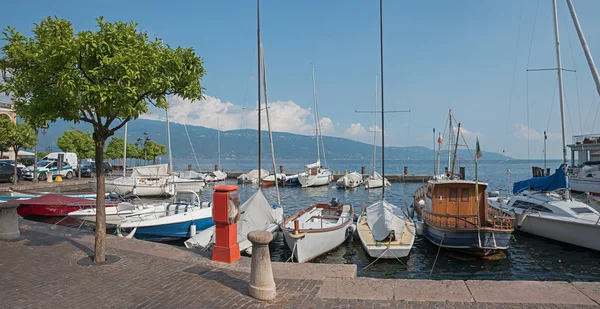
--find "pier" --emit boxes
[1,219,598,308]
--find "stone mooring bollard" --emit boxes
[248,230,276,301]
[0,202,20,240]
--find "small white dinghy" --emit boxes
[364,171,390,189]
[281,199,355,263]
[68,202,140,225]
[357,200,415,259]
[237,169,270,184]
[336,172,364,189]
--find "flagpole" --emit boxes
[475,137,480,227]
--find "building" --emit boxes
[567,134,600,166]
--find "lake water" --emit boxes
[39,158,600,281]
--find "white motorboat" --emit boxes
[67,202,152,225]
[489,186,600,251]
[281,199,354,263]
[357,200,415,258]
[336,172,363,189]
[237,169,269,184]
[117,190,214,240]
[261,173,286,187]
[204,170,227,182]
[364,172,390,190]
[568,161,600,194]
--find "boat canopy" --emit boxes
[366,199,406,242]
[512,164,569,194]
[305,159,321,169]
[10,194,92,206]
[131,164,169,177]
[237,190,278,244]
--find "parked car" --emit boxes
[0,162,21,183]
[0,159,27,175]
[23,160,74,181]
[80,162,112,177]
[42,152,78,167]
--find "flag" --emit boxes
[438,133,444,145]
[507,168,512,175]
[476,138,482,160]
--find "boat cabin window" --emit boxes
[426,185,433,198]
[173,192,199,205]
[512,200,553,213]
[461,189,469,202]
[571,207,594,214]
[449,188,458,202]
[310,168,318,176]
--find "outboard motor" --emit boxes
[330,197,340,207]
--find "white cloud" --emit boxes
[319,117,335,134]
[513,124,560,141]
[344,123,367,137]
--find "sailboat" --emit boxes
[204,119,227,182]
[297,67,333,188]
[364,74,390,190]
[185,0,283,254]
[488,0,600,251]
[357,0,415,259]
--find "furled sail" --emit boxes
[512,164,569,194]
[366,200,406,242]
[305,159,321,169]
[237,190,279,250]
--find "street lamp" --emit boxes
[136,137,142,166]
[144,136,151,165]
[33,122,49,183]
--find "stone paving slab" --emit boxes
[467,280,597,305]
[318,278,396,300]
[572,282,600,305]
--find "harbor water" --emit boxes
[35,159,600,281]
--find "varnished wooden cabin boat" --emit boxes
[413,178,515,255]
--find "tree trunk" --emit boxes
[78,159,81,179]
[94,137,107,262]
[12,148,18,185]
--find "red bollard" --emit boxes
[212,185,241,263]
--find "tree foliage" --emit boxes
[57,128,94,178]
[0,16,205,261]
[0,118,37,184]
[105,137,140,160]
[143,140,167,164]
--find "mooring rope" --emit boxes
[429,233,445,279]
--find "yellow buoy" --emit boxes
[55,176,63,182]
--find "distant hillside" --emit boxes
[35,118,510,160]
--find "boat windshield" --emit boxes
[173,191,199,205]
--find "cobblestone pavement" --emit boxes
[0,223,598,309]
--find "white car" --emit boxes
[23,160,74,181]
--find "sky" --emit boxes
[2,0,600,160]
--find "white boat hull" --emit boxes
[298,174,331,188]
[515,212,600,251]
[356,214,415,259]
[283,225,350,263]
[364,178,390,189]
[570,178,600,194]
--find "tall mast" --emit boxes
[217,118,221,169]
[166,107,173,174]
[451,123,461,177]
[311,66,320,163]
[379,0,385,197]
[447,109,453,173]
[257,0,262,186]
[565,0,600,98]
[373,74,378,174]
[552,0,567,165]
[432,128,436,176]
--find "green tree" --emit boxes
[105,136,139,167]
[57,128,94,178]
[0,17,205,262]
[0,118,37,184]
[143,140,167,164]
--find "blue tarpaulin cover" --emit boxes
[512,164,569,194]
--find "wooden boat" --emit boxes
[413,178,515,255]
[12,194,118,217]
[357,200,415,258]
[281,199,354,263]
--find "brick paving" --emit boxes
[0,221,598,309]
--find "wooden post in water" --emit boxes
[361,166,366,174]
[279,165,284,174]
[444,167,449,175]
[403,166,408,175]
[214,164,219,171]
[188,164,192,171]
[546,168,550,176]
[459,167,465,180]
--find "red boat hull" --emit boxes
[17,205,93,217]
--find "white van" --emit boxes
[43,152,78,167]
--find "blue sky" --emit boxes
[2,0,600,160]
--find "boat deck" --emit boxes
[357,215,414,247]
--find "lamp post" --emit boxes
[136,138,142,166]
[33,123,49,183]
[143,131,149,165]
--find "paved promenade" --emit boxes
[1,220,599,309]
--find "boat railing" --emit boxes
[486,207,515,230]
[420,208,479,229]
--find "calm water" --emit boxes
[37,159,600,281]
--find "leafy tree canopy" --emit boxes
[105,136,140,160]
[0,117,37,183]
[144,140,167,163]
[57,127,94,161]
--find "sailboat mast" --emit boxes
[379,0,385,197]
[451,123,461,177]
[565,0,600,98]
[166,107,173,174]
[311,66,321,163]
[257,0,262,185]
[552,0,568,165]
[373,74,378,174]
[217,118,221,169]
[447,109,453,173]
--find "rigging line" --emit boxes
[183,123,201,170]
[526,73,530,164]
[502,0,526,156]
[546,77,560,133]
[584,96,595,133]
[525,0,541,165]
[239,47,256,130]
[558,7,575,138]
[591,97,600,133]
[563,6,583,134]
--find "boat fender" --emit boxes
[408,205,415,219]
[415,220,424,236]
[190,221,197,235]
[347,224,356,235]
[272,203,278,209]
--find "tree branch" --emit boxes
[109,117,131,134]
[78,49,97,85]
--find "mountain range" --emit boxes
[36,118,511,161]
